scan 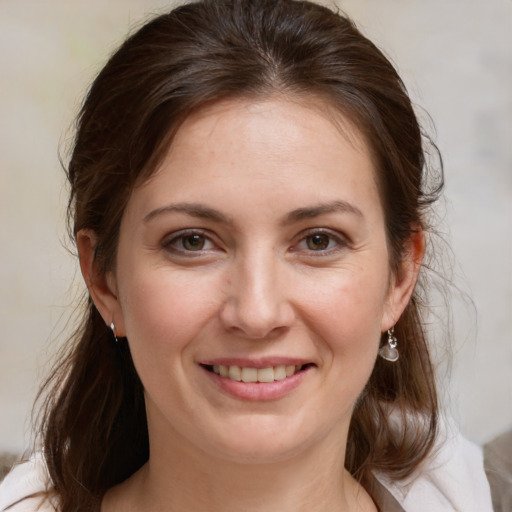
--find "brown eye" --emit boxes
[163,230,218,257]
[182,234,206,251]
[306,234,330,250]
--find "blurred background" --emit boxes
[1,0,511,459]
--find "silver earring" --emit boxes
[110,322,119,343]
[378,327,399,362]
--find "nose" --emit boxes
[219,252,294,340]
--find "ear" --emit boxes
[381,228,425,332]
[77,229,126,336]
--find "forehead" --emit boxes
[156,96,374,176]
[131,96,382,218]
[177,95,368,150]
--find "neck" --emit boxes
[105,426,375,512]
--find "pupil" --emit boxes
[184,235,204,250]
[308,234,329,250]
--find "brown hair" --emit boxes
[38,1,443,510]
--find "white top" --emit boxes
[0,453,52,512]
[375,426,493,511]
[0,429,493,512]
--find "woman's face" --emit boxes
[100,98,415,464]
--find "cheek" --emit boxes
[117,267,222,355]
[298,263,390,354]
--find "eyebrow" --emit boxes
[282,200,364,224]
[143,202,232,224]
[143,199,363,225]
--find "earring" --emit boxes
[378,327,399,362]
[110,322,119,343]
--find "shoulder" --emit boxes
[375,420,494,511]
[0,453,55,512]
[484,428,512,512]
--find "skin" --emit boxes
[78,97,423,511]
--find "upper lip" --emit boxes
[199,357,314,368]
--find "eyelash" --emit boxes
[291,229,349,256]
[162,229,218,256]
[161,228,349,257]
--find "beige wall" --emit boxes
[1,0,511,454]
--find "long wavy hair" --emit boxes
[37,1,443,510]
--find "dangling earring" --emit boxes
[378,327,399,362]
[110,322,120,343]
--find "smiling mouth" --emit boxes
[202,364,314,383]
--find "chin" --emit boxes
[198,414,333,465]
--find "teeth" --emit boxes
[241,367,258,383]
[274,365,287,380]
[258,367,274,383]
[285,365,295,377]
[228,365,241,381]
[212,364,303,382]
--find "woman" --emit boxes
[0,1,492,511]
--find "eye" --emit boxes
[306,233,332,251]
[181,234,207,251]
[292,229,348,255]
[163,230,217,255]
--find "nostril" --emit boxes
[219,291,294,341]
[224,324,290,342]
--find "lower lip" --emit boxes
[202,366,311,401]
